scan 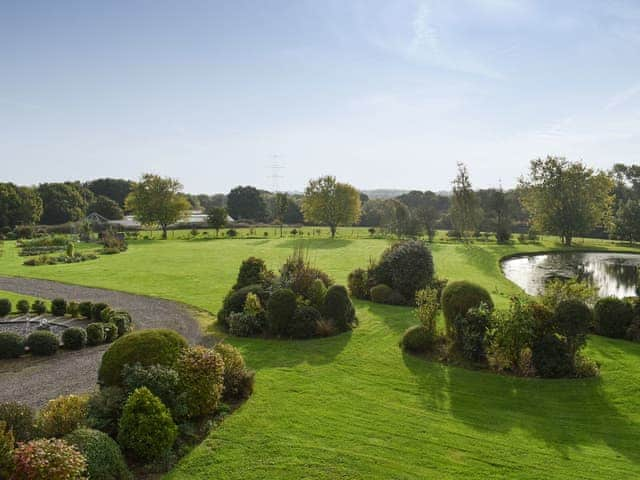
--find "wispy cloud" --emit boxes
[605,82,640,110]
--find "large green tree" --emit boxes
[301,176,361,238]
[614,199,640,244]
[518,156,613,246]
[0,183,42,228]
[87,195,124,220]
[226,186,267,221]
[206,206,227,236]
[38,182,88,225]
[86,178,133,207]
[125,174,191,239]
[449,163,482,240]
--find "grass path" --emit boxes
[1,237,639,478]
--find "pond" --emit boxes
[501,252,640,298]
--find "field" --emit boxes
[1,236,639,479]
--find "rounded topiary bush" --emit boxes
[65,428,131,480]
[103,322,118,343]
[308,278,327,310]
[370,284,393,304]
[553,300,592,355]
[100,307,114,323]
[323,285,356,332]
[0,332,24,359]
[266,288,297,336]
[26,330,58,356]
[86,323,105,346]
[176,346,224,418]
[12,438,86,480]
[50,298,67,316]
[0,299,11,317]
[37,394,89,438]
[62,327,87,350]
[91,302,109,321]
[66,301,80,318]
[441,281,494,335]
[532,334,573,378]
[234,256,269,290]
[594,297,633,339]
[111,311,132,336]
[291,306,321,339]
[117,387,177,462]
[78,301,93,319]
[98,329,188,386]
[348,268,369,300]
[16,299,30,315]
[31,300,46,315]
[400,325,433,353]
[213,342,254,401]
[219,284,268,329]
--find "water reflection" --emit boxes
[501,252,640,298]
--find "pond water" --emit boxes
[501,252,640,298]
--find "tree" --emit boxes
[206,206,227,235]
[614,199,640,244]
[87,195,124,220]
[0,183,42,228]
[86,178,133,207]
[416,204,438,242]
[519,157,613,246]
[37,183,88,225]
[301,176,361,238]
[125,174,190,239]
[449,163,481,240]
[488,187,511,243]
[227,186,267,222]
[273,192,289,237]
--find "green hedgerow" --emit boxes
[98,329,188,386]
[36,394,89,438]
[50,298,67,316]
[176,346,225,418]
[0,332,25,359]
[65,428,132,480]
[86,323,105,346]
[62,327,87,350]
[117,387,177,462]
[26,330,58,356]
[0,299,11,317]
[266,288,297,336]
[441,281,494,336]
[12,438,86,480]
[16,300,30,315]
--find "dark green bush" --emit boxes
[553,300,592,356]
[117,387,177,462]
[78,301,93,318]
[228,312,264,337]
[370,284,393,304]
[219,284,268,329]
[213,342,254,401]
[66,301,80,318]
[234,256,270,289]
[92,302,109,321]
[86,386,126,437]
[26,330,59,356]
[532,334,573,378]
[0,299,11,317]
[122,363,180,415]
[176,346,224,418]
[0,402,35,442]
[400,325,434,353]
[0,332,24,358]
[347,268,369,300]
[65,428,132,480]
[441,281,494,336]
[98,329,188,386]
[291,306,321,339]
[267,288,297,336]
[50,298,67,316]
[387,290,407,306]
[308,278,327,310]
[453,305,492,362]
[31,300,46,315]
[103,322,118,342]
[112,311,132,336]
[594,297,633,339]
[278,249,333,300]
[86,323,105,346]
[323,285,356,332]
[100,307,114,322]
[61,327,87,350]
[16,299,30,314]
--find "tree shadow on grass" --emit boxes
[403,350,640,466]
[275,239,353,250]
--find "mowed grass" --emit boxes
[1,237,640,478]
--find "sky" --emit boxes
[1,0,639,194]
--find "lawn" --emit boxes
[0,236,639,478]
[0,290,42,313]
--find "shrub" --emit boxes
[176,346,224,418]
[291,306,322,339]
[387,290,407,306]
[67,301,80,318]
[487,297,536,372]
[103,322,118,342]
[122,363,180,415]
[234,257,271,289]
[50,298,67,316]
[0,403,35,442]
[0,332,25,359]
[65,428,131,480]
[91,302,109,321]
[98,329,188,386]
[0,421,14,480]
[0,299,11,317]
[594,297,633,339]
[541,278,598,309]
[100,307,114,322]
[532,334,573,378]
[86,323,105,346]
[243,292,263,317]
[370,284,393,304]
[117,387,177,462]
[228,312,263,337]
[26,330,58,356]
[347,268,369,300]
[31,300,46,315]
[86,387,126,437]
[213,342,254,401]
[78,301,93,318]
[37,394,88,438]
[278,248,333,300]
[112,312,132,336]
[266,288,297,336]
[453,303,492,362]
[308,278,327,310]
[553,300,591,357]
[627,318,640,342]
[219,284,268,329]
[323,285,356,332]
[62,327,87,350]
[400,325,434,353]
[441,281,494,336]
[12,438,86,480]
[16,300,30,315]
[368,240,434,301]
[574,354,599,378]
[414,288,439,337]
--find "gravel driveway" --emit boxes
[0,276,203,407]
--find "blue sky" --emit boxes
[1,0,639,193]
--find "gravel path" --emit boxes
[0,276,203,407]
